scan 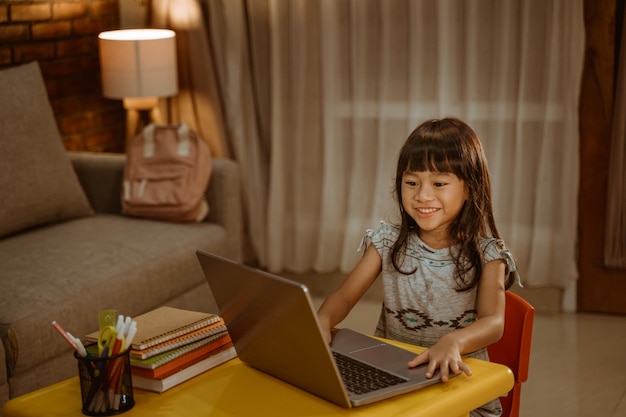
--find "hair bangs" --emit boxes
[403,135,464,178]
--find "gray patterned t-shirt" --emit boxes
[367,222,509,416]
[369,222,508,361]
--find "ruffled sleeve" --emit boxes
[483,238,523,288]
[357,227,375,253]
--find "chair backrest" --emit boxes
[487,291,535,417]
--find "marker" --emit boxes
[51,321,78,351]
[123,321,137,351]
[111,331,124,355]
[67,332,88,358]
[121,316,132,338]
[115,314,124,334]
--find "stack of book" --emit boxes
[115,306,236,392]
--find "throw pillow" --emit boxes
[0,61,93,238]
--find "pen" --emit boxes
[100,345,109,359]
[51,321,78,352]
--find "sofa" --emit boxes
[0,62,242,412]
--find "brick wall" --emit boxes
[0,0,125,152]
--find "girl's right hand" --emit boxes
[407,336,472,382]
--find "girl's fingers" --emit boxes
[459,361,472,376]
[408,350,430,369]
[407,350,471,381]
[424,359,472,382]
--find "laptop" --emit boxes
[196,250,446,408]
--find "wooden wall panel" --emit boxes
[578,0,626,314]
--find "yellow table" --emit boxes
[2,339,513,417]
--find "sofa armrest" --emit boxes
[204,158,243,259]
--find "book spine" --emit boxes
[131,346,237,392]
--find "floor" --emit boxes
[288,273,626,417]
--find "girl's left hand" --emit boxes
[407,335,472,382]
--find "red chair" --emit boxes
[487,291,535,417]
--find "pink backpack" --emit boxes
[122,123,211,222]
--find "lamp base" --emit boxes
[123,97,163,146]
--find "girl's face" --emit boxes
[401,170,468,248]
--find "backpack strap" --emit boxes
[142,124,156,158]
[176,123,190,156]
[141,123,191,158]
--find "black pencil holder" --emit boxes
[75,349,135,416]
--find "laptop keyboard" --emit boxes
[332,351,407,395]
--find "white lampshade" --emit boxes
[98,29,178,99]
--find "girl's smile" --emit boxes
[415,207,440,217]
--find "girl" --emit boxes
[317,118,519,417]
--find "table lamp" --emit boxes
[98,29,178,144]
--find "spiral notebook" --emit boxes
[130,319,228,360]
[86,306,221,351]
[130,332,231,370]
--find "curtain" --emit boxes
[150,0,229,158]
[604,3,626,269]
[153,0,584,289]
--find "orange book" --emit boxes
[131,336,232,379]
[131,345,237,393]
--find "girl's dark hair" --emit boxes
[391,118,513,290]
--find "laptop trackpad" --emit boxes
[351,342,415,364]
[331,329,428,377]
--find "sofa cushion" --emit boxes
[0,61,93,238]
[0,214,229,376]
